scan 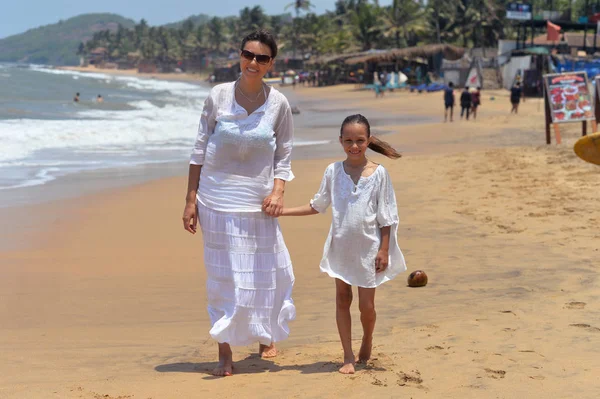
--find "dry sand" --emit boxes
[1,84,600,398]
[57,65,209,83]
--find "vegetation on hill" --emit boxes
[0,13,135,65]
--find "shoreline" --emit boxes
[56,65,210,83]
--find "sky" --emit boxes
[1,0,393,39]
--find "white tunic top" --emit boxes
[190,81,294,212]
[310,162,406,288]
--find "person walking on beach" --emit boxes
[281,114,406,375]
[374,71,384,98]
[460,87,472,120]
[510,82,522,114]
[444,82,455,122]
[471,87,481,120]
[182,29,296,377]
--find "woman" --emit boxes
[182,29,295,377]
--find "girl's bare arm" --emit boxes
[281,203,319,216]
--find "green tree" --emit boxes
[208,17,225,51]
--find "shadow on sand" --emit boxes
[155,354,386,379]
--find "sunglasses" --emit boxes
[241,50,272,65]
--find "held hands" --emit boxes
[262,192,283,217]
[375,249,389,273]
[182,202,198,234]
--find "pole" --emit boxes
[595,20,598,53]
[583,0,589,53]
[531,4,534,48]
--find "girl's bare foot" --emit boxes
[213,343,233,376]
[259,343,277,358]
[339,356,356,374]
[357,336,372,363]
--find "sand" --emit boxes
[57,65,209,83]
[1,83,600,398]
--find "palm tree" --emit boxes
[285,0,316,56]
[208,17,225,51]
[349,1,381,50]
[379,0,425,48]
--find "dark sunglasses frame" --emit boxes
[241,50,272,65]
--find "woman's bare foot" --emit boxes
[357,336,372,363]
[259,343,277,358]
[339,356,356,374]
[213,343,233,376]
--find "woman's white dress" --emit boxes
[190,81,295,346]
[310,162,406,288]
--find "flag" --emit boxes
[547,21,561,41]
[465,67,480,88]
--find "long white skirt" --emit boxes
[197,202,296,346]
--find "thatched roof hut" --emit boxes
[306,50,387,65]
[344,44,466,64]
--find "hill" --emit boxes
[0,13,135,66]
[162,14,212,29]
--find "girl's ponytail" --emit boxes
[368,136,401,159]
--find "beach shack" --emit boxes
[87,47,108,66]
[344,44,466,86]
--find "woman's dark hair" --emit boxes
[340,114,401,159]
[241,29,278,58]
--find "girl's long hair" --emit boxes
[340,114,401,159]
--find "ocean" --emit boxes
[0,64,216,192]
[0,64,337,207]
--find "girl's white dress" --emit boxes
[190,81,295,346]
[310,162,406,288]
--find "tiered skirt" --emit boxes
[197,202,295,346]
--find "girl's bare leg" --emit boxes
[357,287,376,363]
[213,342,233,376]
[335,278,355,374]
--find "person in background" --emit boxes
[460,87,472,120]
[510,82,522,114]
[96,95,104,103]
[73,92,80,102]
[444,82,455,122]
[471,87,481,120]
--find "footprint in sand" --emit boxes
[564,302,586,309]
[499,310,517,316]
[529,375,546,380]
[396,370,424,387]
[484,368,506,379]
[569,323,600,332]
[425,345,444,351]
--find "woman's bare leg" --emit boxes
[335,278,355,374]
[213,342,233,376]
[259,343,277,358]
[357,287,376,363]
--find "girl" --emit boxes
[280,114,406,374]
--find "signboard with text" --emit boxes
[544,72,593,124]
[506,3,533,20]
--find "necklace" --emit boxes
[236,82,264,103]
